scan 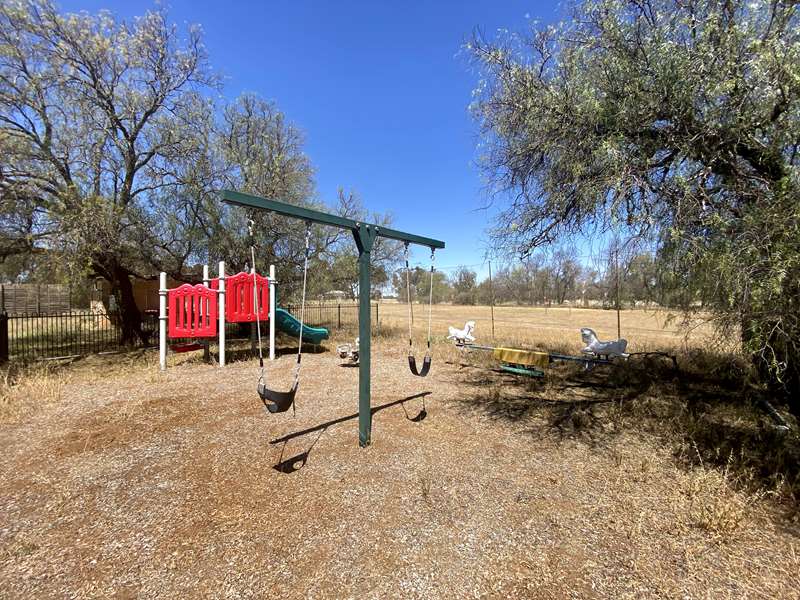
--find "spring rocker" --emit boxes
[449,321,677,376]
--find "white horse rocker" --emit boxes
[580,328,629,359]
[447,321,476,345]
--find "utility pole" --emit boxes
[488,260,495,342]
[615,245,621,340]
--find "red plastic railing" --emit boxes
[167,284,218,339]
[210,271,270,323]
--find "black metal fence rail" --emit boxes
[2,311,158,362]
[0,304,373,362]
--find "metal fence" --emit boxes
[0,304,373,362]
[282,303,377,330]
[1,311,159,362]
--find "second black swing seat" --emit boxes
[404,243,436,378]
[407,354,431,377]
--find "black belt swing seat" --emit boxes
[405,243,435,378]
[251,220,311,414]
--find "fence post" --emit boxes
[338,304,341,329]
[0,312,8,364]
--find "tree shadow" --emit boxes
[449,351,800,513]
[268,392,432,474]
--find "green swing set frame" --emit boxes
[222,190,445,447]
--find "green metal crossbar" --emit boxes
[221,190,445,447]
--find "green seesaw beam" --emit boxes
[222,190,445,448]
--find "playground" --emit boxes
[1,313,799,597]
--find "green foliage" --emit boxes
[451,266,478,305]
[471,0,800,411]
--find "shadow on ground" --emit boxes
[269,392,430,474]
[448,351,800,513]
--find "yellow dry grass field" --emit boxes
[0,311,798,598]
[379,303,721,354]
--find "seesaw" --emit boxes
[446,321,670,377]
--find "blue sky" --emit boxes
[58,0,565,277]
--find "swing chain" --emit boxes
[404,242,414,353]
[292,221,312,388]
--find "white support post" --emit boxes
[218,261,226,367]
[159,272,167,371]
[269,264,276,361]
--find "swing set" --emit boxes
[223,190,445,447]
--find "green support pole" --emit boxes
[354,224,377,446]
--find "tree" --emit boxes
[451,266,478,305]
[313,189,403,301]
[413,268,451,304]
[0,2,323,341]
[0,1,217,342]
[470,0,800,413]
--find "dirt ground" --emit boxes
[1,322,798,598]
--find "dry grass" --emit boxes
[0,308,798,598]
[377,303,724,354]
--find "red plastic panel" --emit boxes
[167,284,218,339]
[210,272,270,323]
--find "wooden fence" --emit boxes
[0,284,71,315]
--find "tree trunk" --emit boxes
[742,310,800,418]
[94,257,146,347]
[112,263,146,346]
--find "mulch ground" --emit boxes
[1,341,798,599]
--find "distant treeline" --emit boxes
[391,249,701,309]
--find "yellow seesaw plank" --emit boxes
[492,347,550,369]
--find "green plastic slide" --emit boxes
[275,308,329,344]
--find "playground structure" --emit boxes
[222,189,445,447]
[158,263,327,370]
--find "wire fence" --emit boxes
[0,304,373,362]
